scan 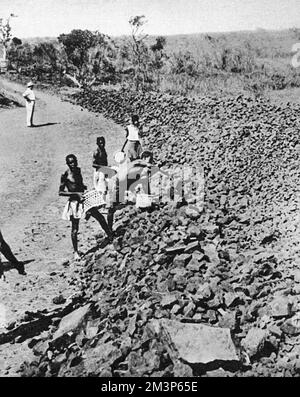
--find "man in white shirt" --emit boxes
[22,81,36,127]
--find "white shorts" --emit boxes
[62,200,84,221]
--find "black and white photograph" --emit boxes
[0,0,300,382]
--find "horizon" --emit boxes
[20,27,298,42]
[1,0,299,39]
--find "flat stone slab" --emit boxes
[281,314,300,336]
[269,297,293,318]
[53,304,91,340]
[160,319,239,364]
[160,294,178,309]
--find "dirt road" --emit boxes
[0,79,124,375]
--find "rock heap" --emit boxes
[0,91,21,109]
[20,88,300,377]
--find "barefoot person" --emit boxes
[122,115,143,161]
[92,136,116,233]
[59,154,112,260]
[22,81,36,127]
[0,229,25,276]
[92,136,109,208]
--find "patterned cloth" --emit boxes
[82,190,107,214]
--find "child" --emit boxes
[140,150,154,167]
[92,136,116,234]
[92,163,116,234]
[110,151,154,204]
[59,154,86,260]
[93,136,108,167]
[122,115,143,161]
[59,154,112,260]
[131,150,154,197]
[131,151,167,207]
[92,136,109,195]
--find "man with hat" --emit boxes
[22,81,36,127]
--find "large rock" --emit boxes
[269,297,293,318]
[204,244,220,266]
[160,319,239,365]
[52,304,91,341]
[83,341,120,375]
[160,294,178,309]
[241,328,268,358]
[173,360,193,377]
[173,254,192,267]
[281,314,300,336]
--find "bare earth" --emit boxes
[0,78,124,376]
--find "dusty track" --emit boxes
[0,79,124,375]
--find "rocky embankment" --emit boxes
[19,88,300,377]
[0,90,21,109]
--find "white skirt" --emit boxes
[62,200,84,221]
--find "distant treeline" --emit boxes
[6,26,300,96]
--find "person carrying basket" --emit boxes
[59,154,112,260]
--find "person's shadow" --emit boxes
[32,122,60,128]
[0,259,34,279]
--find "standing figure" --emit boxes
[93,136,108,167]
[92,136,108,196]
[122,115,143,161]
[92,136,115,233]
[22,81,36,127]
[59,154,85,260]
[59,154,112,260]
[0,229,25,276]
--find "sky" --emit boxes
[0,0,299,39]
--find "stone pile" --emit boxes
[71,88,300,252]
[0,91,21,108]
[20,88,300,377]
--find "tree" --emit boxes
[58,29,115,87]
[11,37,22,46]
[32,42,65,82]
[169,51,199,77]
[33,42,60,70]
[0,13,17,61]
[150,36,167,88]
[7,42,33,71]
[150,36,166,52]
[129,15,150,90]
[115,41,132,75]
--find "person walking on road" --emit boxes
[22,81,36,127]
